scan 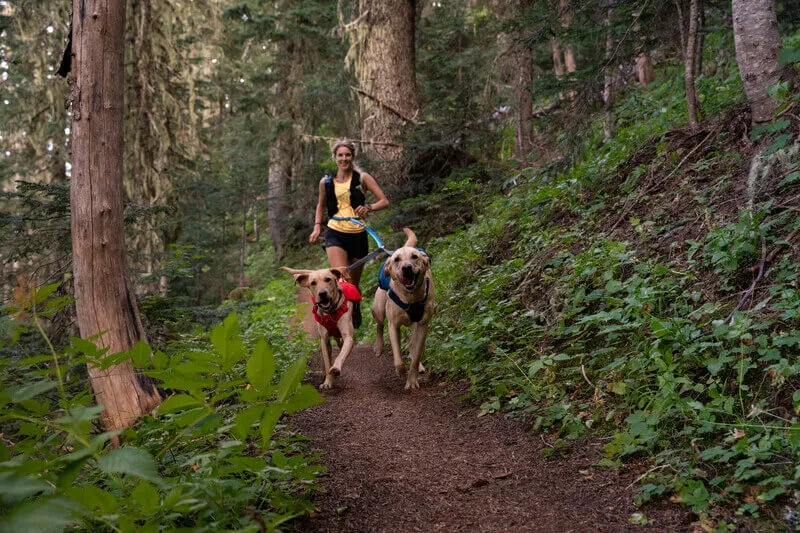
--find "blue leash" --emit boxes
[331,217,390,272]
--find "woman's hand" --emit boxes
[309,225,321,244]
[354,204,371,218]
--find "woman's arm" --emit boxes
[309,179,327,243]
[354,172,388,217]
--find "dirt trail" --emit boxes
[290,309,691,532]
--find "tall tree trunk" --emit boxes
[501,0,534,161]
[677,0,700,127]
[267,129,291,259]
[732,0,782,124]
[70,0,162,431]
[693,0,704,77]
[603,1,616,141]
[512,46,534,160]
[240,205,247,287]
[552,39,565,77]
[353,0,419,181]
[561,0,577,74]
[636,53,654,89]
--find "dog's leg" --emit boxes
[388,321,406,377]
[372,290,387,357]
[373,310,384,357]
[331,334,355,375]
[319,334,335,390]
[405,322,429,390]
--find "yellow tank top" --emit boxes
[326,177,365,234]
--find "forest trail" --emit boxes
[290,295,691,532]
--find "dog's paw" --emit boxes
[319,381,333,390]
[373,345,383,357]
[394,363,407,377]
[404,376,420,390]
[329,366,341,376]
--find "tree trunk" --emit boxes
[503,0,534,161]
[677,0,700,127]
[603,2,616,141]
[512,45,534,160]
[267,129,291,259]
[693,0,704,77]
[636,53,654,89]
[732,0,782,124]
[354,0,419,181]
[561,0,577,74]
[70,0,162,431]
[552,39,565,77]
[240,206,247,287]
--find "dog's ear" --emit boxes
[281,266,312,288]
[382,257,394,278]
[329,267,348,280]
[419,253,431,272]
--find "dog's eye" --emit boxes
[411,254,419,260]
[310,281,317,286]
[324,277,332,282]
[393,257,400,262]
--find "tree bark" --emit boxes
[693,0,704,78]
[70,0,162,431]
[512,45,534,160]
[603,1,616,141]
[561,0,577,74]
[267,131,291,258]
[552,38,565,77]
[636,53,654,89]
[354,0,419,181]
[732,0,783,124]
[676,0,700,127]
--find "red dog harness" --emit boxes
[311,281,362,338]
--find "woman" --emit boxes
[309,139,389,328]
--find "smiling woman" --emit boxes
[309,139,389,328]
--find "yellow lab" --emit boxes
[281,266,361,390]
[372,229,435,390]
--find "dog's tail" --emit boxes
[402,227,417,248]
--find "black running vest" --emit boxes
[324,171,366,219]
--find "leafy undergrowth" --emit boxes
[426,61,800,528]
[0,280,322,532]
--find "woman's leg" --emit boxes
[348,260,363,291]
[326,246,349,270]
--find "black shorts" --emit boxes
[324,227,369,259]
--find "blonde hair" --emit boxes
[331,139,357,158]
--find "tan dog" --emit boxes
[281,266,357,390]
[372,229,435,390]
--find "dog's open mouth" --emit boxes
[399,272,417,290]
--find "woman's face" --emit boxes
[334,146,354,171]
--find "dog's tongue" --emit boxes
[400,274,415,287]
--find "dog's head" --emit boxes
[281,266,347,306]
[384,247,430,292]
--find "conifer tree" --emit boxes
[70,0,162,430]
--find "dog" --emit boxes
[372,228,435,390]
[281,266,360,390]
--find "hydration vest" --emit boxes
[324,170,366,219]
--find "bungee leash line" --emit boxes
[331,216,391,272]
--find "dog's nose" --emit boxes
[318,290,329,300]
[402,264,414,276]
